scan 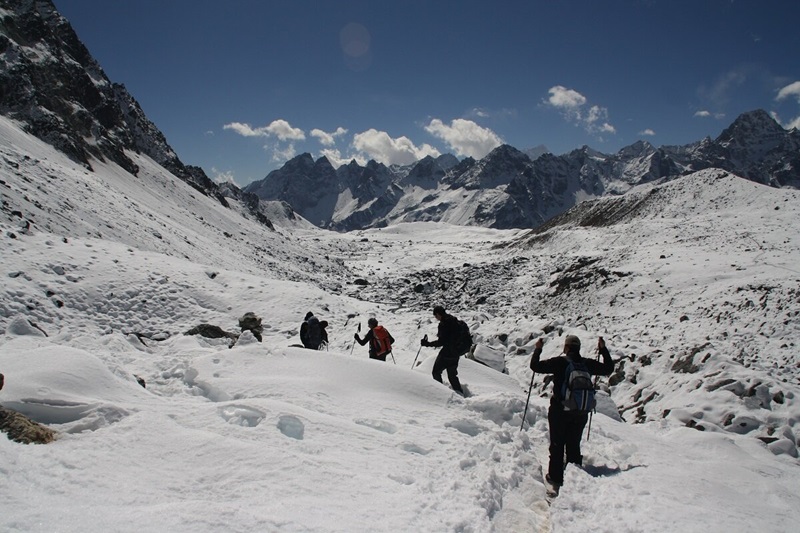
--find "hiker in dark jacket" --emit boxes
[354,317,395,361]
[531,334,614,487]
[421,305,464,394]
[300,312,326,350]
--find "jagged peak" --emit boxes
[617,140,656,158]
[484,143,528,160]
[717,109,785,142]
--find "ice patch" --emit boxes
[277,414,304,440]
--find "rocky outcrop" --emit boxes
[0,406,57,444]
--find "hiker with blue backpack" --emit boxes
[420,305,471,395]
[530,334,614,490]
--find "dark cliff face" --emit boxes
[0,0,203,185]
[2,0,139,173]
[0,0,274,227]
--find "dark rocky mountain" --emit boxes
[246,110,799,231]
[0,0,274,228]
[681,109,800,187]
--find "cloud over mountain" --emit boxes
[424,118,504,159]
[544,86,616,137]
[352,128,441,166]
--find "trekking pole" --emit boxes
[411,335,427,368]
[586,340,602,441]
[520,371,536,431]
[349,323,361,356]
[390,351,396,365]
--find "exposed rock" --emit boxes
[0,406,57,444]
[238,312,263,342]
[184,324,238,341]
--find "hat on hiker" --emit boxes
[564,335,581,348]
[368,317,378,327]
[433,305,446,316]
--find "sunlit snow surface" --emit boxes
[1,117,799,531]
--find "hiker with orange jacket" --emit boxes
[354,318,395,361]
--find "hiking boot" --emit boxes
[545,473,562,487]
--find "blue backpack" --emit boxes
[561,359,596,412]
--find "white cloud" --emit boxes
[265,120,306,141]
[544,86,616,137]
[319,148,365,168]
[311,127,348,147]
[546,86,587,111]
[271,143,297,163]
[352,129,440,166]
[211,168,238,186]
[775,81,800,130]
[694,110,726,120]
[598,123,616,134]
[223,119,305,141]
[776,81,800,102]
[639,129,656,136]
[223,122,265,137]
[424,118,503,159]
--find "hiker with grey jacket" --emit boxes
[530,335,614,488]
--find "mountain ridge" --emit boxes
[246,109,799,231]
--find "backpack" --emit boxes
[306,317,323,349]
[561,359,596,412]
[239,312,262,331]
[454,319,472,356]
[372,325,392,356]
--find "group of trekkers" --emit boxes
[299,305,468,393]
[299,306,616,495]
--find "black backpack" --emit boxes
[306,317,323,349]
[454,319,472,356]
[561,359,596,412]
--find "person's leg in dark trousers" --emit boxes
[432,353,463,393]
[445,359,463,393]
[547,407,567,485]
[432,352,447,383]
[565,412,588,466]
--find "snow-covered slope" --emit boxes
[505,169,800,449]
[0,115,343,285]
[2,178,799,530]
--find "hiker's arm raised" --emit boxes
[355,330,371,346]
[591,337,615,376]
[529,339,560,373]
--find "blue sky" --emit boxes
[54,0,800,186]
